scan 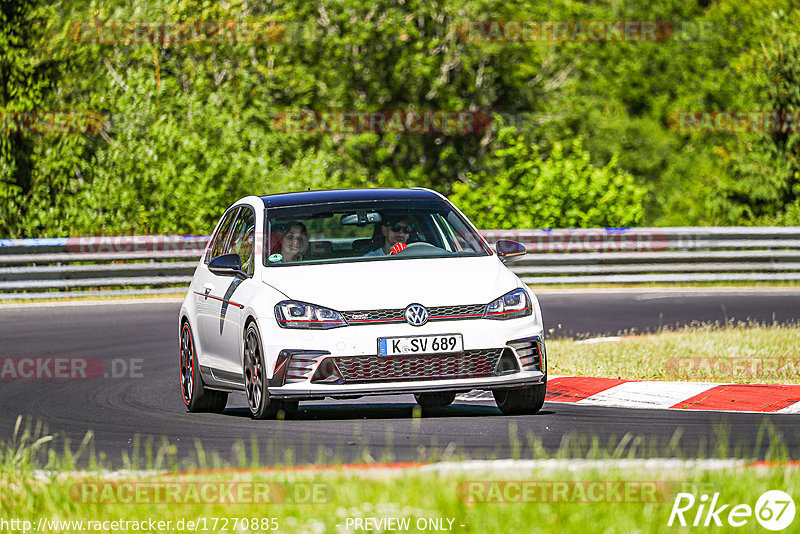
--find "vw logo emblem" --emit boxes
[405,304,429,326]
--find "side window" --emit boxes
[207,208,239,262]
[225,207,256,276]
[431,214,457,252]
[446,211,482,253]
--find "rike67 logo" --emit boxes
[669,490,795,530]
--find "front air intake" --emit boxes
[507,336,545,372]
[273,350,330,385]
[311,358,345,384]
[494,348,521,375]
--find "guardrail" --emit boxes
[1,228,799,299]
[482,227,800,284]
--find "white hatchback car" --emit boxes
[179,188,546,418]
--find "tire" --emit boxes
[244,322,292,419]
[414,392,456,409]
[180,322,228,413]
[492,382,546,416]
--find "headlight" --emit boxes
[275,300,348,329]
[484,288,532,320]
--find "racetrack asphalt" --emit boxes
[1,288,798,467]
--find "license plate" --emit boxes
[378,334,463,356]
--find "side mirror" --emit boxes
[495,239,527,263]
[208,253,247,278]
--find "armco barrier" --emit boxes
[1,227,799,299]
[0,236,206,299]
[481,227,800,284]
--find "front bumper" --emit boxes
[262,316,546,399]
[268,370,545,399]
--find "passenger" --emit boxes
[274,222,309,262]
[239,225,255,274]
[364,216,413,256]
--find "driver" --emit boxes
[363,216,413,256]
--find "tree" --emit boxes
[708,7,800,224]
[450,127,646,229]
[0,0,54,234]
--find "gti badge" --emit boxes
[405,304,429,326]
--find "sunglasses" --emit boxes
[388,224,413,233]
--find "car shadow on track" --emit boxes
[222,404,557,420]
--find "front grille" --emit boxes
[319,348,504,383]
[342,303,486,325]
[428,304,486,319]
[342,309,404,323]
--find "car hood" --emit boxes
[261,255,520,309]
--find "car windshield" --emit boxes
[263,199,490,266]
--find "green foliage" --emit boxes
[773,199,800,225]
[451,128,646,229]
[707,7,800,224]
[0,0,75,236]
[3,0,800,236]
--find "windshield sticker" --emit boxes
[268,253,283,263]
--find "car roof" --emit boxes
[259,188,443,208]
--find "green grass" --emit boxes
[3,465,798,533]
[2,418,799,533]
[549,323,800,384]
